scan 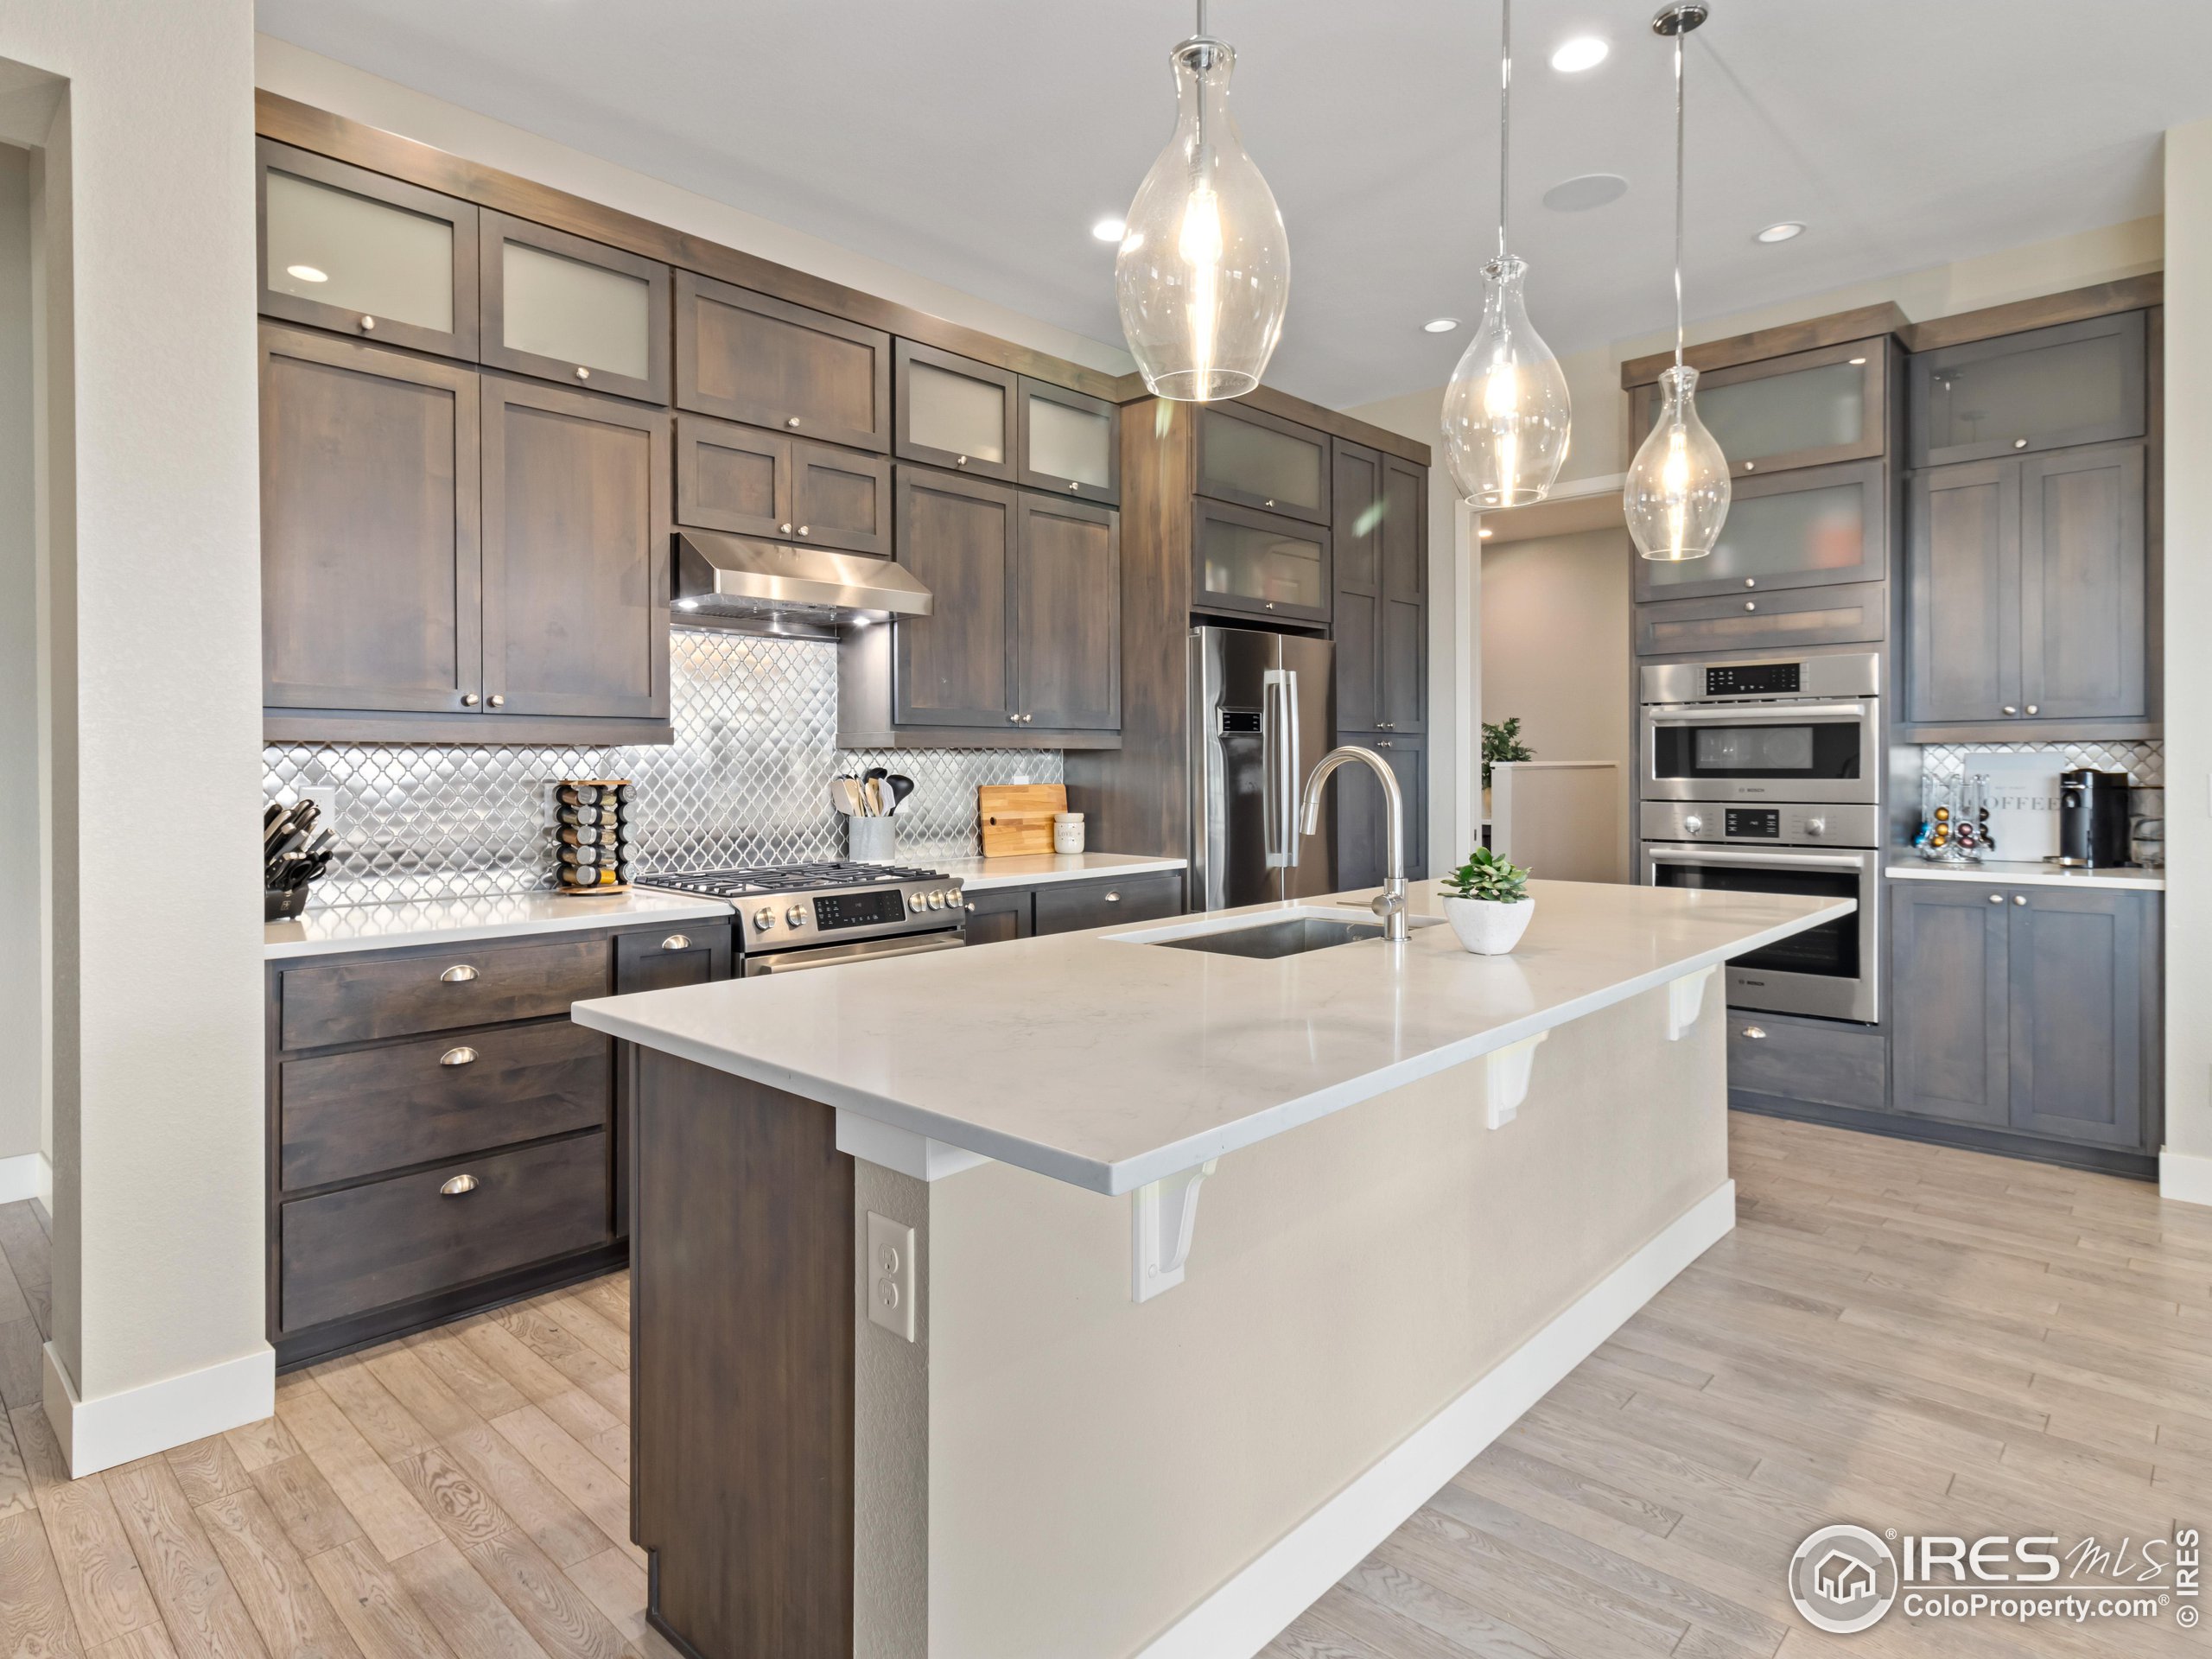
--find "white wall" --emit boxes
[1480,529,1634,880]
[0,0,268,1471]
[0,143,38,1181]
[2162,126,2212,1203]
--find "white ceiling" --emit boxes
[256,0,2212,410]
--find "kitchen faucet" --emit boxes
[1298,746,1408,943]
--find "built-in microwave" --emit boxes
[1639,652,1880,805]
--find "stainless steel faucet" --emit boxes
[1298,746,1408,942]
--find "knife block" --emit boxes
[556,779,634,894]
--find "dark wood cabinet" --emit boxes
[1630,338,1887,479]
[1032,871,1185,935]
[1633,458,1888,602]
[676,414,891,556]
[1903,442,2149,734]
[1379,456,1427,734]
[1889,881,2160,1160]
[1634,580,1887,658]
[1196,403,1331,524]
[267,919,734,1367]
[257,140,480,363]
[479,210,671,404]
[1909,312,2146,468]
[1193,498,1332,624]
[676,270,891,453]
[1331,441,1384,734]
[894,340,1016,480]
[480,377,671,721]
[1332,734,1425,892]
[259,324,483,716]
[961,887,1034,945]
[1014,493,1120,731]
[891,467,1019,728]
[1017,378,1120,505]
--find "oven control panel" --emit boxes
[1639,800,1880,848]
[812,889,908,931]
[1704,662,1800,697]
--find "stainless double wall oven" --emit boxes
[1637,653,1882,1024]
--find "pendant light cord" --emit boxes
[1197,0,1208,35]
[1497,0,1512,263]
[1672,29,1685,371]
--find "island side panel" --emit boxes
[854,1161,932,1659]
[632,1049,855,1659]
[922,983,1731,1659]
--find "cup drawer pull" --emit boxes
[440,964,480,984]
[440,1174,480,1197]
[438,1046,477,1068]
[661,934,691,950]
[1740,1025,1768,1040]
[1103,891,1122,903]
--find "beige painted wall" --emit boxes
[0,143,38,1172]
[1480,529,1634,881]
[0,0,267,1431]
[2162,125,2212,1186]
[876,988,1727,1657]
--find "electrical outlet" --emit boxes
[866,1211,917,1342]
[296,786,338,832]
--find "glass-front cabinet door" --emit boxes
[1635,458,1887,602]
[257,140,479,361]
[480,212,671,404]
[1909,313,2146,467]
[1017,378,1120,505]
[1195,405,1331,524]
[895,340,1017,480]
[1192,499,1332,622]
[1630,340,1885,480]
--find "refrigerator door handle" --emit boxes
[1262,669,1287,868]
[1281,668,1302,868]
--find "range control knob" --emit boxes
[753,906,777,932]
[1803,817,1827,837]
[786,904,807,927]
[1682,814,1705,836]
[925,891,944,910]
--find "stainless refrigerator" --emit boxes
[1190,626,1338,909]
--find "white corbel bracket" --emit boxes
[1131,1160,1219,1302]
[1667,965,1719,1042]
[1484,1031,1548,1128]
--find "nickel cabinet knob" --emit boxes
[2024,703,2038,715]
[2013,437,2028,448]
[359,315,376,332]
[440,1173,480,1197]
[2003,705,2018,715]
[1988,893,2005,904]
[785,416,801,428]
[575,366,590,380]
[780,523,793,534]
[798,525,810,537]
[1745,601,1758,612]
[2014,893,2029,906]
[488,694,505,708]
[461,692,480,707]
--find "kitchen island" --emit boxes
[570,877,1850,1659]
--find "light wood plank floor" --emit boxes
[3,1115,2210,1659]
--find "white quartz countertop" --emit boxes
[938,852,1187,891]
[265,891,735,958]
[1885,858,2164,893]
[572,878,1850,1195]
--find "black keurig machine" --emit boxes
[2056,768,2131,867]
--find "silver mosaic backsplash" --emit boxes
[264,630,1064,908]
[1919,738,2163,792]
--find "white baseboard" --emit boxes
[33,1152,49,1226]
[2161,1147,2212,1208]
[1136,1179,1738,1659]
[0,1153,46,1206]
[43,1339,276,1478]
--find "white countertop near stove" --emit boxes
[264,891,736,958]
[573,877,1849,1195]
[1884,858,2164,893]
[937,852,1187,891]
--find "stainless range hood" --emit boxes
[673,530,931,640]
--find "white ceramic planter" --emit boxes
[1441,893,1535,956]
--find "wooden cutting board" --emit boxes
[979,784,1067,857]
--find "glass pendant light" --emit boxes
[1624,3,1730,561]
[1115,0,1290,401]
[1442,0,1571,507]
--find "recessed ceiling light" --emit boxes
[1541,173,1629,213]
[1848,356,1866,365]
[1090,217,1126,243]
[285,264,329,283]
[1550,36,1609,73]
[1756,221,1806,244]
[1478,526,1495,538]
[1423,317,1461,334]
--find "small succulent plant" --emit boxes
[1442,845,1532,905]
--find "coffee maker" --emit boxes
[2056,769,2131,867]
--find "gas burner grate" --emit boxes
[637,861,950,899]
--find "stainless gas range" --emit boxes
[636,861,967,975]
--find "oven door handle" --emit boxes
[1646,700,1872,726]
[745,932,967,976]
[1646,847,1871,872]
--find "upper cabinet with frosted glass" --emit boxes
[480,212,671,404]
[1196,404,1332,524]
[258,140,480,362]
[1907,313,2145,468]
[1629,340,1888,480]
[1017,378,1120,505]
[894,340,1018,480]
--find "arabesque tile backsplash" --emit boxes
[264,630,1062,908]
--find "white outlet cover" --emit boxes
[866,1211,917,1342]
[296,785,338,830]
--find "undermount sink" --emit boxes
[1134,909,1444,960]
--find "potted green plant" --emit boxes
[1482,716,1534,820]
[1440,846,1536,956]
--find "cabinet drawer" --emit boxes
[279,937,613,1049]
[1636,582,1885,658]
[281,1133,611,1332]
[614,922,734,993]
[1726,1012,1887,1111]
[280,1021,611,1191]
[1033,872,1184,936]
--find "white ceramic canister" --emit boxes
[1053,811,1085,854]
